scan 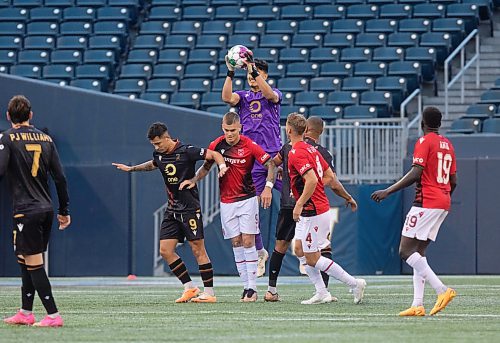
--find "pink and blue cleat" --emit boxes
[3,310,36,325]
[33,315,64,327]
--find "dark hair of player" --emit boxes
[254,59,268,73]
[306,116,324,136]
[286,112,307,135]
[223,111,240,125]
[147,122,169,140]
[422,107,442,129]
[7,95,31,124]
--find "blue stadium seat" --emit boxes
[341,76,374,92]
[405,47,437,83]
[387,32,418,48]
[462,0,490,21]
[89,35,124,53]
[147,77,178,93]
[298,20,330,34]
[343,105,378,119]
[360,90,392,117]
[313,4,345,20]
[18,50,50,64]
[211,77,245,92]
[179,78,211,92]
[319,62,352,78]
[279,48,308,62]
[25,22,58,36]
[108,0,142,7]
[286,62,318,77]
[247,5,280,20]
[365,19,397,33]
[171,21,202,35]
[259,34,290,48]
[128,49,158,64]
[188,49,217,63]
[60,21,93,36]
[323,34,354,48]
[448,118,481,134]
[140,21,171,34]
[419,32,452,65]
[464,104,496,119]
[57,35,88,50]
[0,50,17,65]
[77,0,106,6]
[29,8,62,21]
[233,20,262,35]
[200,91,222,107]
[205,105,231,115]
[148,6,181,20]
[212,0,241,6]
[372,47,404,62]
[274,0,301,4]
[479,90,500,105]
[294,91,326,106]
[182,6,213,21]
[482,118,500,134]
[413,3,445,19]
[114,92,140,100]
[280,92,294,106]
[277,77,308,92]
[203,20,233,35]
[354,61,387,77]
[310,77,342,92]
[75,63,112,81]
[279,106,307,121]
[355,33,387,48]
[157,48,187,63]
[140,92,170,104]
[150,0,177,4]
[398,19,430,34]
[12,0,42,7]
[266,62,286,78]
[70,79,106,92]
[291,33,322,48]
[0,36,22,50]
[52,49,83,65]
[281,5,313,20]
[375,76,407,109]
[10,64,42,78]
[97,7,136,24]
[308,105,340,122]
[0,7,29,21]
[120,63,152,79]
[24,35,56,49]
[346,4,379,19]
[446,4,479,35]
[195,34,227,49]
[379,4,411,19]
[340,47,371,62]
[152,63,184,78]
[184,63,217,78]
[181,0,206,5]
[432,18,465,48]
[227,34,259,49]
[63,7,96,21]
[310,47,340,62]
[331,19,364,34]
[44,0,74,7]
[326,91,358,107]
[163,34,196,49]
[251,47,278,62]
[83,49,115,66]
[214,6,247,20]
[241,0,271,4]
[94,21,128,36]
[114,78,147,93]
[388,61,421,93]
[134,35,164,49]
[266,20,297,35]
[42,64,74,80]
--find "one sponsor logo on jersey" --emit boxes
[223,156,246,164]
[17,223,24,232]
[413,157,424,164]
[299,163,311,174]
[0,144,4,150]
[237,148,244,156]
[291,149,296,154]
[164,164,178,183]
[196,213,200,220]
[158,156,162,161]
[419,137,425,144]
[200,148,205,156]
[260,153,269,162]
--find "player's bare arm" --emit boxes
[244,55,279,103]
[260,159,276,209]
[323,167,357,212]
[273,153,284,180]
[112,160,157,172]
[293,169,318,222]
[450,173,458,194]
[205,149,229,177]
[179,160,214,190]
[371,165,424,202]
[222,55,241,106]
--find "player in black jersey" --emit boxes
[0,95,70,327]
[264,115,357,303]
[113,122,227,303]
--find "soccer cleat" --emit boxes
[242,289,258,302]
[257,249,269,278]
[3,310,35,325]
[352,278,367,304]
[264,291,280,302]
[399,306,426,316]
[33,315,63,327]
[301,292,333,305]
[191,292,217,303]
[240,289,248,302]
[430,288,456,316]
[175,287,200,303]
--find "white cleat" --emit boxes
[257,249,269,278]
[301,292,333,305]
[352,278,366,304]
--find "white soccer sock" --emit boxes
[204,287,215,296]
[304,265,328,295]
[315,256,357,288]
[233,247,248,289]
[184,281,194,291]
[267,286,277,294]
[412,267,425,307]
[244,246,258,291]
[406,252,447,295]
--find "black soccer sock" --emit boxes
[320,248,332,288]
[169,258,192,285]
[268,250,285,288]
[18,258,35,312]
[198,262,214,288]
[28,265,58,315]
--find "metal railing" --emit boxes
[444,29,480,118]
[152,166,220,275]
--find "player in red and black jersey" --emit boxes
[372,107,458,316]
[183,112,276,302]
[286,113,366,305]
[113,122,227,303]
[1,95,70,327]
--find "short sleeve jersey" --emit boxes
[288,141,330,217]
[277,142,296,209]
[208,135,271,203]
[235,89,282,152]
[0,126,69,215]
[305,137,335,172]
[152,141,207,213]
[412,132,457,210]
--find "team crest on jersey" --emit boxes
[419,137,425,144]
[196,213,200,220]
[221,149,225,154]
[237,148,244,156]
[419,212,424,217]
[314,226,318,232]
[17,223,24,232]
[158,156,162,161]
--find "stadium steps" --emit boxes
[422,11,500,131]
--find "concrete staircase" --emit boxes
[421,13,500,131]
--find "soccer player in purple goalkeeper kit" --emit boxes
[222,50,282,277]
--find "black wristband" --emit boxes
[227,70,235,79]
[250,69,259,79]
[59,209,70,216]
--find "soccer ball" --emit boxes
[227,45,252,69]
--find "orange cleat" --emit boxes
[399,306,426,317]
[430,288,457,316]
[175,287,200,303]
[191,292,217,303]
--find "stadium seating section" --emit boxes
[0,0,498,121]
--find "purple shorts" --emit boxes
[252,151,282,195]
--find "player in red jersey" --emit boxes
[182,112,276,302]
[286,113,366,305]
[371,107,458,316]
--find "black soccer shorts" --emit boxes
[13,210,54,255]
[160,210,204,242]
[275,208,296,242]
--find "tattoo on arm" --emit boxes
[131,160,156,172]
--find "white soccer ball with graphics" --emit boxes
[227,45,252,69]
